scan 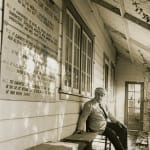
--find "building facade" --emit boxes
[0,0,149,149]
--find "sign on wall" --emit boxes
[0,0,60,101]
[125,0,150,24]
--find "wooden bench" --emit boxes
[27,132,111,150]
[63,132,111,150]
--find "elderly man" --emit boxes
[76,87,127,150]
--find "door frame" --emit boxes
[125,81,144,130]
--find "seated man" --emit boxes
[76,87,127,150]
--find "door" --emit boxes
[125,82,144,130]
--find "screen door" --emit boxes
[125,82,144,130]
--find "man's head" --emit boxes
[94,87,106,102]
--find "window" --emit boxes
[64,11,81,93]
[103,53,109,90]
[62,0,93,96]
[110,62,115,101]
[104,64,109,90]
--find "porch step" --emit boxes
[27,141,87,150]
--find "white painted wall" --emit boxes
[0,0,117,149]
[0,0,2,50]
[116,55,145,123]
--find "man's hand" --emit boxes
[76,129,84,134]
[116,121,126,128]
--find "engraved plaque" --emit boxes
[1,0,60,101]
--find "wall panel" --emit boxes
[58,114,79,128]
[0,0,117,149]
[58,101,80,114]
[0,100,59,120]
[57,125,77,140]
[0,115,57,142]
[0,129,57,150]
[116,56,144,122]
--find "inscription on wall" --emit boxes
[1,0,60,101]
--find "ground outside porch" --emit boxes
[128,131,149,150]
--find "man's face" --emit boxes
[95,91,105,103]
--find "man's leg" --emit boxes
[107,122,127,149]
[103,125,125,150]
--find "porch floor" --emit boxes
[128,130,149,150]
[92,130,149,150]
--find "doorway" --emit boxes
[125,82,144,130]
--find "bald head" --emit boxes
[95,87,106,96]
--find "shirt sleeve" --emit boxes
[77,102,92,131]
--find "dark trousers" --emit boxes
[103,122,127,150]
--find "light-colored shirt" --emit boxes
[77,99,116,133]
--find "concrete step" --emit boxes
[27,141,87,150]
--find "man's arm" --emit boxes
[107,107,126,128]
[76,102,92,133]
[108,111,117,123]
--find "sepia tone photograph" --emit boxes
[0,0,150,149]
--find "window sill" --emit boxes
[59,88,92,101]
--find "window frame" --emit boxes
[63,10,81,94]
[61,0,94,97]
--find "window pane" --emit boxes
[78,28,81,45]
[76,48,80,67]
[69,17,73,39]
[81,33,87,92]
[82,54,86,71]
[135,108,140,114]
[74,47,77,66]
[135,99,140,108]
[87,76,91,92]
[128,84,134,91]
[65,39,69,61]
[68,42,72,63]
[110,64,115,101]
[65,63,72,87]
[82,34,86,52]
[105,64,109,90]
[135,92,141,108]
[81,32,92,94]
[128,100,134,107]
[74,24,80,45]
[73,68,79,89]
[66,14,69,37]
[88,40,92,57]
[65,12,73,89]
[135,84,141,92]
[82,73,86,91]
[87,59,90,74]
[135,92,140,100]
[128,91,134,100]
[72,23,80,91]
[128,107,134,114]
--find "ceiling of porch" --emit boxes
[91,0,150,71]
